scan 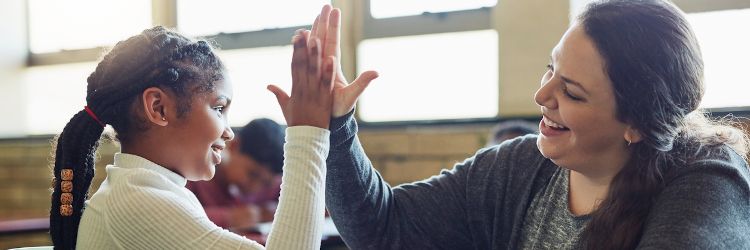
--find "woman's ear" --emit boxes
[141,87,171,126]
[624,125,643,145]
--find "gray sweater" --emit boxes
[326,113,750,250]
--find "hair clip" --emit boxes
[61,193,73,205]
[61,169,74,181]
[61,181,73,193]
[60,205,73,216]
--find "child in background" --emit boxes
[188,118,285,230]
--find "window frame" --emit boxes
[673,0,750,112]
[25,0,309,66]
[24,0,750,126]
[353,0,497,124]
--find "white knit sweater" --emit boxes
[77,126,329,249]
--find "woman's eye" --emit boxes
[562,87,583,101]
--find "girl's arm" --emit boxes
[264,14,341,249]
[264,126,329,249]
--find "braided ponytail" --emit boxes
[49,26,225,249]
[50,111,105,249]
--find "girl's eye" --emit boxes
[213,106,225,114]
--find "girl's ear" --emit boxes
[141,87,171,126]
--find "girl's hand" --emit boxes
[268,30,336,129]
[310,5,379,118]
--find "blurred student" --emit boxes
[486,120,539,146]
[187,118,285,230]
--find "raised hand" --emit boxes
[268,30,336,129]
[310,5,379,118]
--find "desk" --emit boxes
[0,218,49,236]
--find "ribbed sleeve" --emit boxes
[265,126,329,250]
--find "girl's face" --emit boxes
[169,79,235,181]
[534,23,634,177]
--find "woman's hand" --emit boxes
[310,5,379,118]
[268,30,336,129]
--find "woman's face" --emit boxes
[534,23,634,177]
[169,79,235,181]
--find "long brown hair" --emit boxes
[576,0,749,249]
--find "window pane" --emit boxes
[177,0,330,37]
[28,0,151,53]
[357,30,498,122]
[688,9,750,108]
[24,62,96,135]
[22,46,294,134]
[371,0,496,19]
[217,47,292,126]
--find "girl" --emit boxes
[309,1,750,249]
[50,25,335,249]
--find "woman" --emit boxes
[303,1,750,249]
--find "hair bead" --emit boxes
[61,169,74,181]
[61,180,73,193]
[61,193,73,205]
[60,205,73,216]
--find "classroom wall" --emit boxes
[0,124,496,249]
[2,117,749,249]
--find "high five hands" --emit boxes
[268,5,379,129]
[268,29,336,129]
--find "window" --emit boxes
[176,0,332,126]
[687,8,750,108]
[177,0,329,37]
[24,62,96,135]
[22,0,324,134]
[28,0,151,53]
[370,0,496,18]
[357,0,496,122]
[357,30,498,121]
[25,0,151,135]
[217,46,292,126]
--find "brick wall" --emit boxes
[0,138,117,249]
[358,125,494,186]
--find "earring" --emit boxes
[162,117,166,121]
[626,138,632,147]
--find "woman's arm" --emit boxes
[325,111,476,249]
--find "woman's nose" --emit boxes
[534,77,558,109]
